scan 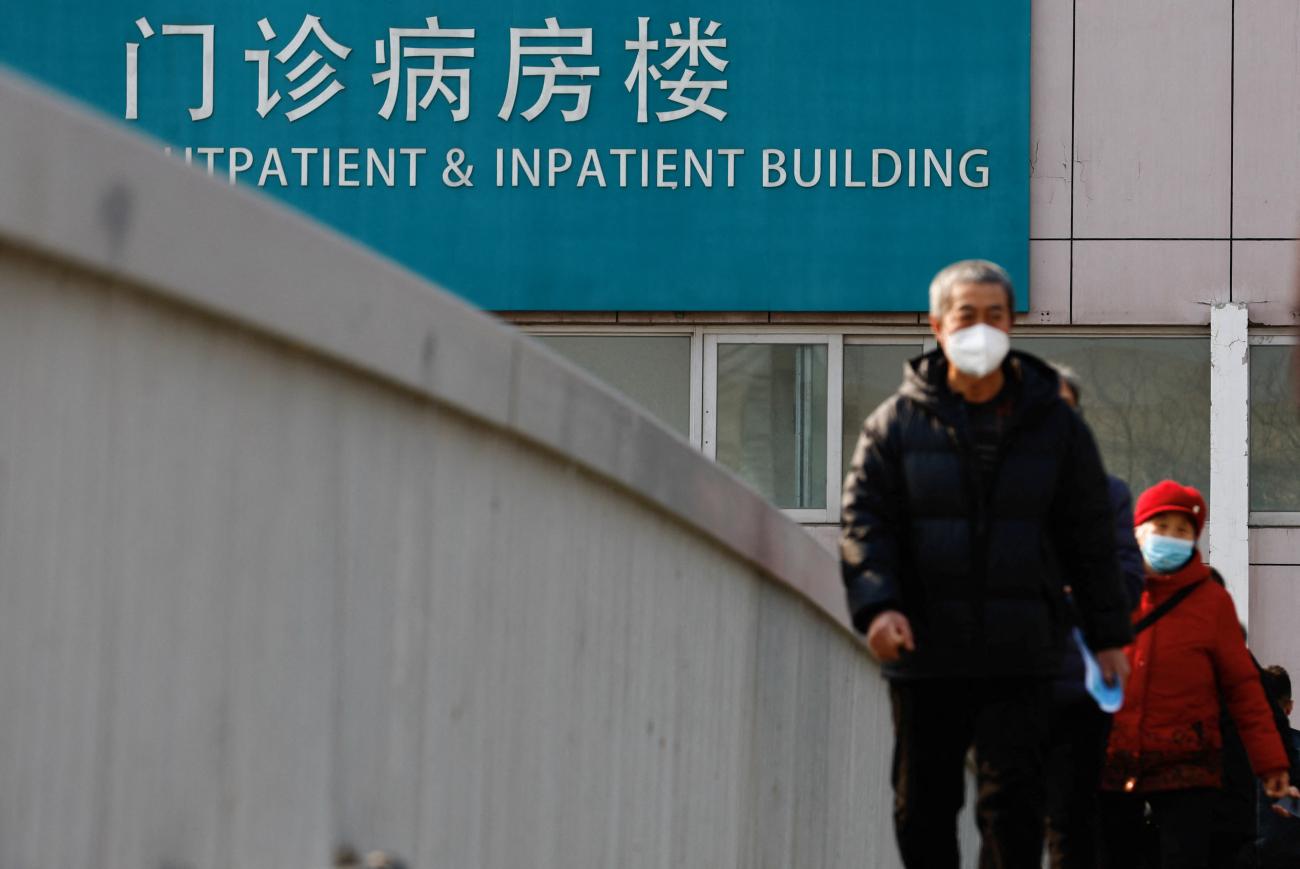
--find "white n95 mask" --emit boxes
[944,323,1010,378]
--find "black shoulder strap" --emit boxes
[1133,579,1206,635]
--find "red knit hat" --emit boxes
[1134,480,1207,535]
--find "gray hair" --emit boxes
[928,259,1016,319]
[1051,362,1082,404]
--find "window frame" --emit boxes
[703,332,843,523]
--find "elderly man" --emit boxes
[840,259,1134,869]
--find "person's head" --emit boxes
[1133,480,1206,573]
[927,260,1015,379]
[1263,664,1293,717]
[1053,363,1082,409]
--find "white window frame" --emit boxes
[703,332,843,523]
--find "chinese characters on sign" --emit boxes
[245,14,352,121]
[125,14,729,123]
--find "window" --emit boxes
[841,341,925,481]
[704,336,839,518]
[530,328,1215,527]
[1013,337,1211,499]
[1249,343,1300,512]
[535,334,693,437]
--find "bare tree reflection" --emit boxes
[1250,345,1300,510]
[1017,338,1211,498]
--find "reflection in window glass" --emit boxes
[1013,338,1210,499]
[1249,345,1300,511]
[535,335,692,436]
[842,344,922,481]
[716,344,827,509]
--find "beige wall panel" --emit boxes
[1250,566,1300,728]
[1022,239,1072,324]
[1074,0,1231,238]
[1251,527,1300,566]
[1072,241,1229,324]
[1233,0,1300,239]
[1030,0,1074,239]
[1233,240,1299,325]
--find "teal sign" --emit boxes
[1,2,1029,311]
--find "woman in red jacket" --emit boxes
[1097,480,1296,869]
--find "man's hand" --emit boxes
[866,610,915,663]
[1262,770,1300,800]
[1095,648,1131,690]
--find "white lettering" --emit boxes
[959,149,989,187]
[367,149,394,187]
[258,148,288,187]
[577,149,607,187]
[610,148,635,187]
[793,149,820,188]
[400,148,425,186]
[228,147,254,183]
[762,149,786,187]
[338,147,360,187]
[719,148,743,187]
[657,148,678,189]
[548,149,573,186]
[925,149,952,187]
[873,149,901,187]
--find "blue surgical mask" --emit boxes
[1141,534,1195,573]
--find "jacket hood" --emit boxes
[899,347,1063,421]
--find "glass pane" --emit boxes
[842,344,923,481]
[536,335,692,436]
[1250,345,1300,511]
[1013,338,1210,499]
[716,343,827,509]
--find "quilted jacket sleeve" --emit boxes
[1214,588,1290,776]
[840,403,906,635]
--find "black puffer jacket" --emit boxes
[840,349,1133,679]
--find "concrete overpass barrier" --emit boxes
[0,72,923,869]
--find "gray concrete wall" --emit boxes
[0,73,968,868]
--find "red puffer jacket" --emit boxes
[1101,552,1288,793]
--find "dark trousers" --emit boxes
[1045,699,1111,868]
[1098,787,1218,869]
[889,677,1052,869]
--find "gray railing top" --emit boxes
[0,69,852,638]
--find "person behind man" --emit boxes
[1252,665,1300,868]
[1044,365,1145,869]
[840,259,1134,869]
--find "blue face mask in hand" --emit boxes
[1141,534,1195,573]
[1074,627,1124,713]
